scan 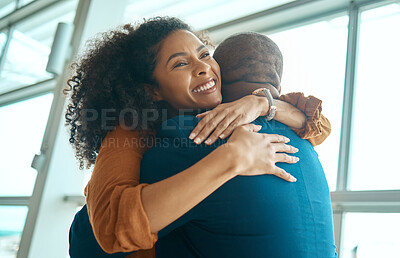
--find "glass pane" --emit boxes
[269,16,349,191]
[0,93,53,196]
[0,0,16,19]
[341,212,400,258]
[0,0,78,94]
[349,4,400,190]
[124,0,294,30]
[0,206,28,258]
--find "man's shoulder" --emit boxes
[255,118,314,148]
[157,115,200,139]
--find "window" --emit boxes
[0,0,78,94]
[0,0,36,20]
[0,93,53,196]
[349,4,400,190]
[123,0,294,30]
[0,1,16,19]
[0,206,28,258]
[341,213,400,258]
[269,16,349,191]
[0,1,78,256]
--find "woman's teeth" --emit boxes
[193,80,215,93]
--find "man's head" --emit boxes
[213,32,283,101]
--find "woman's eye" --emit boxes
[174,62,187,68]
[201,52,210,58]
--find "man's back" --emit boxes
[140,116,336,258]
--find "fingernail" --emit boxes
[290,175,297,182]
[219,134,225,139]
[189,133,196,140]
[285,137,290,142]
[294,148,299,152]
[294,157,300,162]
[205,139,212,145]
[194,138,201,144]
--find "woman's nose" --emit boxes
[193,60,211,76]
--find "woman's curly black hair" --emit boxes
[64,17,213,169]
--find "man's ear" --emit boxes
[144,84,164,102]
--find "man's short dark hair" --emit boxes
[213,32,283,84]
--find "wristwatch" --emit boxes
[252,88,276,121]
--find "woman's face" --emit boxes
[152,30,222,113]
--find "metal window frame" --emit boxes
[337,1,359,192]
[0,79,55,107]
[0,0,59,32]
[0,0,73,102]
[0,196,30,206]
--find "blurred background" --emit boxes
[0,0,399,257]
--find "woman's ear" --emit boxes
[144,84,164,102]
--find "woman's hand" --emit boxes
[190,95,269,145]
[225,124,299,182]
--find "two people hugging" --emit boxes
[66,17,336,258]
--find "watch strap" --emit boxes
[252,88,276,121]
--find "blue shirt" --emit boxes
[69,116,336,258]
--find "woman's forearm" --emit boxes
[190,94,308,146]
[141,144,238,233]
[270,98,306,129]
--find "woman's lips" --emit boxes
[192,79,217,94]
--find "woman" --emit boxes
[66,17,330,257]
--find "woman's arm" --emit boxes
[85,127,157,253]
[279,92,331,146]
[274,99,306,129]
[87,124,297,254]
[190,92,330,146]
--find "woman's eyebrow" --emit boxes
[196,45,206,52]
[166,45,206,65]
[167,52,186,65]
